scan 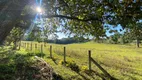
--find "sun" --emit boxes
[36,7,42,13]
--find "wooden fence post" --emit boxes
[24,43,25,48]
[26,43,28,50]
[28,43,29,50]
[22,42,23,47]
[50,45,52,58]
[31,42,32,51]
[41,44,43,57]
[88,50,91,73]
[21,42,23,47]
[64,46,66,65]
[27,43,29,50]
[88,50,112,79]
[35,44,37,49]
[91,57,112,79]
[18,42,21,50]
[44,43,46,47]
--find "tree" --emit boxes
[26,26,42,42]
[108,32,122,44]
[5,27,24,49]
[105,0,142,47]
[42,19,58,41]
[126,22,142,47]
[0,0,142,44]
[120,29,133,44]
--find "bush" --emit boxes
[68,61,80,72]
[0,64,15,80]
[27,52,35,56]
[59,60,67,65]
[59,60,80,72]
[80,65,88,72]
[26,51,46,57]
[35,52,45,57]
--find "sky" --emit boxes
[56,24,124,39]
[57,32,68,39]
[105,24,124,36]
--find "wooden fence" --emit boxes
[88,50,113,79]
[19,41,113,79]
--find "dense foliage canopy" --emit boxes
[0,0,142,44]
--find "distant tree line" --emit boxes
[24,34,89,44]
[46,37,90,44]
[97,28,142,45]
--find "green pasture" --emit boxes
[19,41,142,80]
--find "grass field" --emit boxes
[20,41,142,80]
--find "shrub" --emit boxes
[80,65,88,72]
[0,64,15,80]
[67,61,80,72]
[35,52,45,57]
[59,60,67,65]
[27,52,35,56]
[59,60,80,72]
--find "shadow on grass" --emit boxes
[51,57,58,65]
[52,72,64,80]
[46,56,58,65]
[91,70,118,80]
[27,52,46,57]
[67,65,90,80]
[72,69,118,80]
[77,72,90,80]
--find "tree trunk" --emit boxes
[18,41,21,50]
[13,41,17,50]
[136,38,140,48]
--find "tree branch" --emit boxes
[22,14,102,22]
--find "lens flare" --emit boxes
[36,7,42,13]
